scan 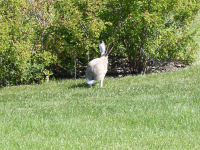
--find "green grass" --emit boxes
[1,64,200,150]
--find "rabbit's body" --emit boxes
[86,41,112,87]
[86,56,108,85]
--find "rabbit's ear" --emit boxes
[106,43,114,56]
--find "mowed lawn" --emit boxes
[1,64,200,150]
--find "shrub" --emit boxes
[0,0,199,86]
[0,0,56,86]
[101,0,200,73]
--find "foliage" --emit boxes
[0,0,56,86]
[0,0,199,86]
[101,0,200,73]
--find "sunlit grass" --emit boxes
[1,64,200,149]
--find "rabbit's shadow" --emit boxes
[70,82,99,89]
[70,83,89,89]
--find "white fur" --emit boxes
[86,41,108,87]
[99,41,106,56]
[86,80,96,85]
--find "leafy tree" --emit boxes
[101,0,200,73]
[0,0,199,86]
[44,0,108,78]
[0,0,56,86]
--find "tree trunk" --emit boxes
[74,57,77,79]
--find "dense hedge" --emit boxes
[0,0,199,86]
